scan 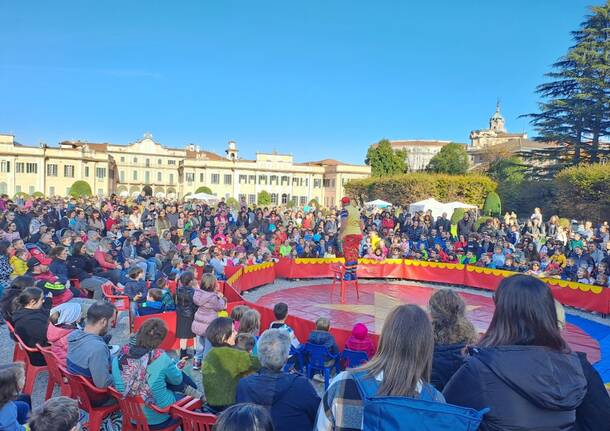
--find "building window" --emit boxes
[29,186,34,195]
[238,194,246,203]
[120,156,125,163]
[323,179,330,187]
[239,175,247,184]
[331,179,336,187]
[291,196,298,204]
[248,175,256,184]
[133,171,138,181]
[120,171,125,182]
[0,161,9,173]
[26,162,38,173]
[96,167,106,178]
[292,177,298,186]
[157,172,162,182]
[49,186,55,196]
[271,193,278,204]
[305,178,308,187]
[16,162,24,173]
[15,185,21,193]
[97,188,103,196]
[84,166,90,177]
[186,173,195,183]
[64,165,75,178]
[168,160,176,165]
[200,173,205,182]
[300,196,307,206]
[145,171,150,184]
[133,157,138,163]
[258,175,267,184]
[248,194,256,204]
[281,176,289,185]
[281,193,289,204]
[47,164,58,176]
[211,174,220,184]
[224,174,232,185]
[169,174,174,184]
[270,175,278,185]
[145,159,150,168]
[158,159,162,165]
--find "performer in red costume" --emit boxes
[339,197,364,280]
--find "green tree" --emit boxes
[69,181,92,197]
[365,139,408,177]
[258,190,271,205]
[142,185,153,196]
[195,186,213,194]
[225,197,240,209]
[524,3,610,173]
[427,143,469,174]
[482,191,502,216]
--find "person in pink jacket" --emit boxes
[191,273,227,369]
[345,322,376,359]
[46,302,82,363]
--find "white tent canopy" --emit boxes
[365,199,393,208]
[408,198,446,219]
[184,192,220,203]
[444,201,478,215]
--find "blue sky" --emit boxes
[0,0,594,164]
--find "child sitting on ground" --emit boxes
[124,266,147,316]
[137,288,166,316]
[269,302,300,349]
[345,322,376,358]
[306,317,339,356]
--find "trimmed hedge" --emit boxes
[345,173,496,208]
[258,190,271,206]
[196,186,213,194]
[482,191,501,216]
[68,181,92,198]
[225,197,239,209]
[554,163,610,222]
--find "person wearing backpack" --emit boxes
[316,304,484,431]
[443,275,594,430]
[112,318,189,429]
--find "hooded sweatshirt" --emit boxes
[345,323,376,358]
[236,368,320,431]
[47,324,77,364]
[443,346,587,431]
[66,329,113,388]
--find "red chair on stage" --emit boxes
[107,387,182,431]
[170,397,216,431]
[101,281,131,328]
[37,344,72,399]
[330,263,359,304]
[10,330,47,395]
[63,369,119,431]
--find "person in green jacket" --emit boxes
[202,317,260,412]
[112,318,194,428]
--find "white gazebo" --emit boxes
[365,199,393,208]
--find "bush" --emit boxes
[451,207,466,225]
[309,199,320,208]
[482,191,502,216]
[286,200,296,209]
[195,186,213,194]
[14,192,29,199]
[554,163,610,223]
[142,185,153,196]
[31,191,44,199]
[475,216,492,232]
[258,190,271,206]
[558,217,571,229]
[68,181,92,198]
[345,173,496,208]
[225,197,239,209]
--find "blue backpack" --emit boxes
[351,371,488,431]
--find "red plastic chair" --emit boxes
[170,397,216,431]
[70,278,93,298]
[132,312,194,351]
[329,263,359,304]
[10,331,48,395]
[36,344,72,399]
[101,281,131,328]
[108,387,181,431]
[62,368,119,431]
[5,320,26,363]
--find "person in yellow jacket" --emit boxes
[339,197,364,280]
[10,249,29,277]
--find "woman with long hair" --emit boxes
[443,275,599,430]
[316,304,444,430]
[11,287,51,366]
[428,289,477,391]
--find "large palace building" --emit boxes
[0,133,370,206]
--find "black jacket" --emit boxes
[12,304,51,366]
[431,343,467,392]
[236,368,320,431]
[443,346,587,431]
[67,254,94,280]
[575,352,610,431]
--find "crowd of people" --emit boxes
[0,192,608,430]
